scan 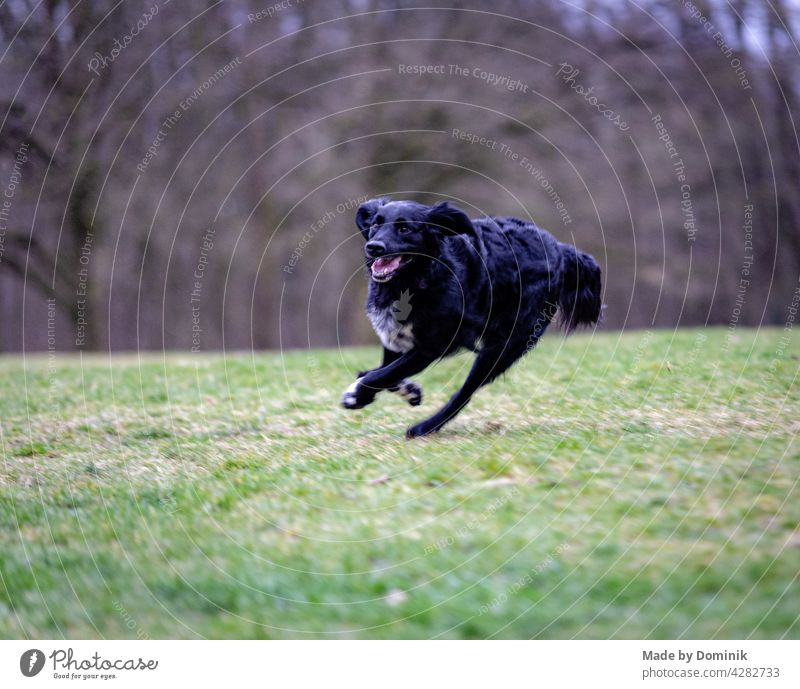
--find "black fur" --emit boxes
[342,199,602,438]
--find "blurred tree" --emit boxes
[0,0,797,351]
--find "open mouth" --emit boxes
[370,255,410,282]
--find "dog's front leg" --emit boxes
[358,348,423,406]
[388,379,423,406]
[355,347,400,379]
[345,348,420,408]
[342,349,433,410]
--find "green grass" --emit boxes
[0,328,798,639]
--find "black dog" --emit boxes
[342,199,602,438]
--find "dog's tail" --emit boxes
[557,243,602,333]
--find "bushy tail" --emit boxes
[557,244,602,333]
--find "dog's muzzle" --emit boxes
[370,255,410,282]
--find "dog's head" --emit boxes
[355,198,476,283]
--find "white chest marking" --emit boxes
[367,305,415,353]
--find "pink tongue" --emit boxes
[372,256,402,273]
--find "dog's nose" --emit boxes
[365,240,386,257]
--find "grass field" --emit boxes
[0,328,798,639]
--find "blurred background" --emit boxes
[0,0,798,352]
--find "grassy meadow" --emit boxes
[0,328,797,638]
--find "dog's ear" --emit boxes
[426,201,478,241]
[355,198,386,239]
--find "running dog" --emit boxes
[342,199,602,438]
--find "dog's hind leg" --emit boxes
[405,339,530,438]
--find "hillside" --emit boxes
[0,328,797,638]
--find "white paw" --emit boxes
[341,377,364,409]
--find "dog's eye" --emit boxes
[398,226,411,235]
